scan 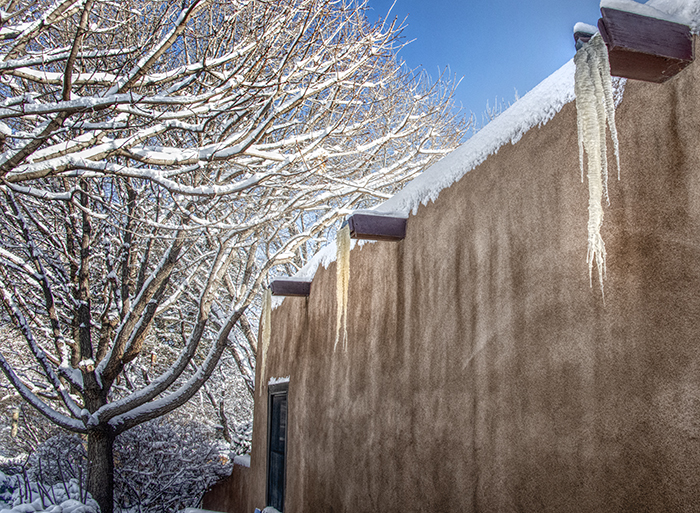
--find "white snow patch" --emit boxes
[574,22,599,34]
[233,454,251,468]
[646,0,700,32]
[0,499,97,513]
[268,376,289,386]
[349,209,407,219]
[179,509,225,513]
[0,477,98,513]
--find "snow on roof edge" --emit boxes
[273,58,578,307]
[601,0,700,30]
[574,22,599,34]
[233,454,251,467]
[374,58,576,217]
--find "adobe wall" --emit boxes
[202,462,251,513]
[225,39,700,513]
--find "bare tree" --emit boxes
[0,0,468,511]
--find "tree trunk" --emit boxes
[87,426,115,513]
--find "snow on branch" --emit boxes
[0,3,468,508]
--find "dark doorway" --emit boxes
[267,383,288,511]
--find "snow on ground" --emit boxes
[0,499,97,513]
[0,474,98,513]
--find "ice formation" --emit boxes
[259,288,272,384]
[334,225,351,352]
[574,32,621,296]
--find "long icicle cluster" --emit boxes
[259,288,272,387]
[574,32,621,297]
[334,225,351,352]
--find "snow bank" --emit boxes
[268,376,290,386]
[601,0,700,32]
[0,499,97,513]
[0,475,98,513]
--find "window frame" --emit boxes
[266,381,289,511]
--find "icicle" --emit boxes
[259,288,272,387]
[334,225,351,352]
[10,408,18,438]
[574,33,621,297]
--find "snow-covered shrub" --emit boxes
[0,477,98,513]
[0,456,27,480]
[3,421,231,512]
[229,421,253,457]
[26,437,86,488]
[113,420,231,513]
[0,438,95,512]
[0,471,17,508]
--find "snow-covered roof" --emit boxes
[273,0,700,300]
[372,60,575,218]
[601,0,700,32]
[273,57,577,300]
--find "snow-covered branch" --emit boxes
[0,1,468,510]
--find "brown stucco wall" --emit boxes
[202,462,251,513]
[209,38,700,513]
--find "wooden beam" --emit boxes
[269,279,312,297]
[574,31,594,50]
[598,8,694,83]
[346,213,407,241]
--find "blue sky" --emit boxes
[366,0,603,124]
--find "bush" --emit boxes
[113,420,231,513]
[0,473,98,513]
[26,436,86,488]
[229,420,253,457]
[3,420,231,513]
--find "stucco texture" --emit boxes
[210,39,700,513]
